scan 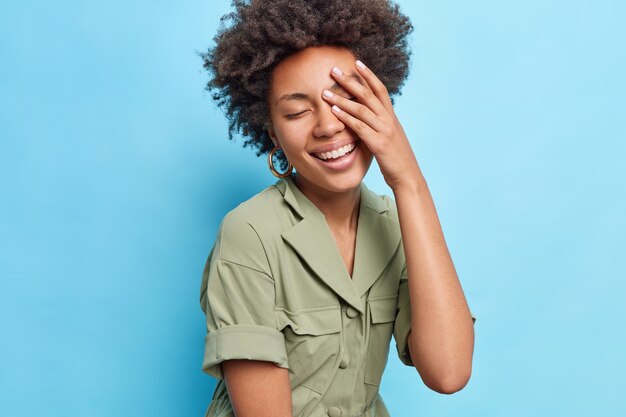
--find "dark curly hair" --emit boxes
[199,0,414,171]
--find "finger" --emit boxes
[330,66,388,118]
[329,103,377,145]
[354,60,394,112]
[321,89,385,132]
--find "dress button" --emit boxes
[339,358,349,368]
[327,406,342,417]
[346,307,359,318]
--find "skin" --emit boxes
[222,45,476,416]
[267,46,375,277]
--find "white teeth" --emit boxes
[314,142,356,160]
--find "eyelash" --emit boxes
[286,97,358,119]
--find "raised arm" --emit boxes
[318,59,475,394]
[394,176,475,394]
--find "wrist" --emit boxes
[391,175,427,196]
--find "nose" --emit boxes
[313,102,345,138]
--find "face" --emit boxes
[267,45,374,195]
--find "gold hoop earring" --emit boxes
[268,146,293,178]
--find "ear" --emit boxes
[267,122,280,148]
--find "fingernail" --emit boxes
[323,89,334,98]
[356,60,366,69]
[331,66,342,76]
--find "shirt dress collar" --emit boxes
[273,173,401,313]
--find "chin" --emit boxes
[320,171,367,193]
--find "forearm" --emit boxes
[392,167,475,394]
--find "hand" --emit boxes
[322,60,422,191]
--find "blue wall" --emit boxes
[1,1,624,416]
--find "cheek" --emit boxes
[356,140,375,163]
[278,129,309,155]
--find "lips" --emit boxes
[309,139,360,159]
[310,139,361,171]
[313,144,356,161]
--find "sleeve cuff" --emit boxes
[202,324,289,380]
[393,301,413,367]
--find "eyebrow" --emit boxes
[275,73,365,105]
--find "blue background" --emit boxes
[1,1,625,416]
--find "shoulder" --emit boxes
[221,184,286,237]
[223,182,286,226]
[211,184,283,272]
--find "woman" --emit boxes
[198,1,476,416]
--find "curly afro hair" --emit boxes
[199,0,414,171]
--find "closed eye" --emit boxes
[285,97,358,119]
[285,111,307,119]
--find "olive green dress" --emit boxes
[199,172,475,417]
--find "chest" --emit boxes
[270,244,403,411]
[329,227,357,279]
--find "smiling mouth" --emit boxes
[310,140,359,161]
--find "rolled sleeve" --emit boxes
[199,216,288,380]
[393,274,413,366]
[202,324,288,380]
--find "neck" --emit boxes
[293,173,361,232]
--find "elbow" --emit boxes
[408,336,476,394]
[421,366,473,395]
